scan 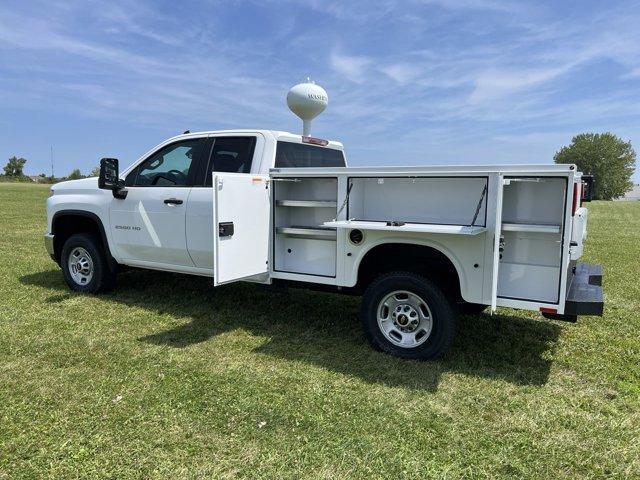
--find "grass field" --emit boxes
[0,183,638,479]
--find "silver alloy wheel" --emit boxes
[68,247,94,286]
[377,290,433,348]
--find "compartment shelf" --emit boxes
[501,222,560,234]
[276,226,337,240]
[323,220,486,235]
[276,200,337,208]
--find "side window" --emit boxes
[129,139,205,187]
[204,136,257,186]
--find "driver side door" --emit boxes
[110,137,207,267]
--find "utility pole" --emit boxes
[50,145,54,179]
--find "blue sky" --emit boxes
[1,0,639,181]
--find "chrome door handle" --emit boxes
[164,198,183,205]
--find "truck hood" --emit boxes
[51,177,99,192]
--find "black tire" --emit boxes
[360,272,457,360]
[457,302,487,315]
[61,233,116,293]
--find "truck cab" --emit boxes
[46,130,346,277]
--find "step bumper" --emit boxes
[564,263,604,316]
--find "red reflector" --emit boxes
[302,136,328,146]
[578,182,583,208]
[540,307,557,314]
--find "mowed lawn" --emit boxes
[0,183,638,479]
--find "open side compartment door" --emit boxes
[213,173,270,286]
[490,174,504,312]
[492,175,568,309]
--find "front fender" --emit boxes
[47,189,119,263]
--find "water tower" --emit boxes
[287,78,328,137]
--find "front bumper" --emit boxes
[564,263,604,316]
[44,233,55,257]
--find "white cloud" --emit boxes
[380,63,422,84]
[0,5,286,131]
[329,52,372,83]
[626,67,640,78]
[468,65,572,104]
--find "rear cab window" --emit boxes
[274,141,345,168]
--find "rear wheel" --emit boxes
[360,272,457,360]
[61,233,116,293]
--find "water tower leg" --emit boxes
[303,120,311,137]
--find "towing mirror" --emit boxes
[581,175,594,202]
[98,157,127,199]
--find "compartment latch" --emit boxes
[218,222,234,237]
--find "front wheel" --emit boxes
[360,272,457,360]
[61,233,116,293]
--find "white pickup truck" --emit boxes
[45,129,603,360]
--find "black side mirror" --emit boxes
[581,175,594,202]
[99,157,127,199]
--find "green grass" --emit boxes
[0,182,638,479]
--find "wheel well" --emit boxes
[356,243,462,300]
[52,212,112,265]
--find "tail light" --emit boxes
[572,183,580,216]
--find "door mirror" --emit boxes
[581,175,594,202]
[98,157,127,198]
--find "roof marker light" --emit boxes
[302,136,329,146]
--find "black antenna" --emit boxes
[183,130,190,134]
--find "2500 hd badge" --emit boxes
[115,225,141,231]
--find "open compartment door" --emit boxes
[213,173,270,286]
[490,174,504,312]
[496,176,567,306]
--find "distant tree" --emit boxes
[89,165,101,177]
[67,169,85,180]
[3,156,27,177]
[554,133,636,200]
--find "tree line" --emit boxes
[1,132,637,199]
[1,156,100,184]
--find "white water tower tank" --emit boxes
[287,79,328,137]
